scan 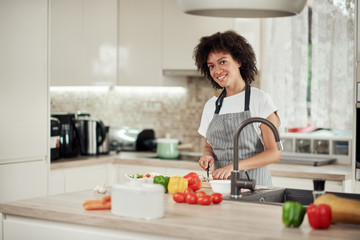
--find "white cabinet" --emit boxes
[0,0,48,202]
[0,0,48,164]
[272,176,350,193]
[3,215,183,240]
[162,0,235,70]
[118,0,163,86]
[49,164,114,194]
[0,161,48,203]
[233,19,262,70]
[49,170,65,195]
[50,0,117,86]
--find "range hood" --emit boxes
[176,0,307,18]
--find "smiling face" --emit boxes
[207,51,244,90]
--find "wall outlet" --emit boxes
[143,101,162,112]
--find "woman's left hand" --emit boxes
[211,164,233,180]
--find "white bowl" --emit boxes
[209,180,231,195]
[124,172,163,184]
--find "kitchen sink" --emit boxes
[223,187,360,206]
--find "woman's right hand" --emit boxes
[199,154,214,170]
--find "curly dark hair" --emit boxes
[193,30,258,89]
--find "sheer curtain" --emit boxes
[310,0,355,130]
[261,7,309,130]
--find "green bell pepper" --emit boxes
[282,201,306,228]
[153,175,170,193]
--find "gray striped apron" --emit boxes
[206,84,272,186]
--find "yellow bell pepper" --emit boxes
[167,176,188,195]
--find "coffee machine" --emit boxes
[51,113,80,158]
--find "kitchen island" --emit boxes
[0,189,359,240]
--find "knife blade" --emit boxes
[206,165,209,179]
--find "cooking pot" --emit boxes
[156,138,179,159]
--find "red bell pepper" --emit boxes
[183,172,202,191]
[306,203,332,229]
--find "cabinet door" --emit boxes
[272,176,344,192]
[233,19,262,70]
[118,0,162,86]
[64,165,109,193]
[0,161,48,202]
[162,0,234,70]
[50,0,117,86]
[0,0,48,163]
[49,170,65,195]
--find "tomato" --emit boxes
[184,187,194,196]
[197,195,212,205]
[189,180,202,192]
[211,193,223,204]
[184,172,202,191]
[195,191,206,198]
[183,172,199,185]
[185,193,197,204]
[173,192,186,203]
[145,173,151,178]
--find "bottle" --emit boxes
[313,178,326,201]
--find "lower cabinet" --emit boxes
[272,176,351,193]
[49,164,114,195]
[49,162,350,195]
[3,215,182,240]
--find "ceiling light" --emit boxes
[176,0,307,18]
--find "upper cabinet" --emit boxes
[50,0,117,86]
[50,0,262,86]
[118,0,163,86]
[162,0,234,70]
[162,0,261,71]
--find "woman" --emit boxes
[194,30,281,186]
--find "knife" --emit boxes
[206,164,210,179]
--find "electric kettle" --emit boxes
[76,114,106,156]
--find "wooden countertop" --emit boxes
[1,190,359,239]
[51,152,352,181]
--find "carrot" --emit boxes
[101,194,111,203]
[82,199,101,207]
[83,201,111,210]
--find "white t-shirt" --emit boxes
[198,87,278,138]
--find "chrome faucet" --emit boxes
[231,117,283,199]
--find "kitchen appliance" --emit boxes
[76,115,106,156]
[51,113,79,158]
[176,0,307,18]
[156,138,179,159]
[109,128,156,152]
[98,126,110,154]
[111,183,164,219]
[50,117,60,161]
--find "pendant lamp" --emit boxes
[176,0,307,18]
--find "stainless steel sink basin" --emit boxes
[223,187,360,206]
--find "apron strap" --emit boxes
[214,83,251,114]
[244,83,251,111]
[215,88,226,114]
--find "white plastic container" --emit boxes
[111,182,164,220]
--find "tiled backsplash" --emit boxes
[51,77,215,153]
